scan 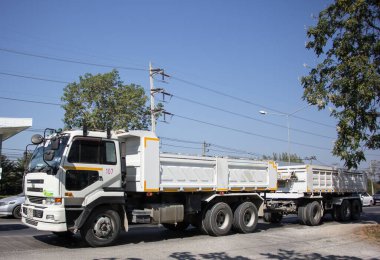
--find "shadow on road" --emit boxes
[0,224,29,232]
[260,248,379,260]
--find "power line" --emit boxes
[0,47,148,72]
[171,94,335,140]
[170,75,335,129]
[173,113,333,151]
[0,72,69,84]
[0,96,61,106]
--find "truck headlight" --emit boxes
[45,198,62,205]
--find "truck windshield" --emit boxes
[27,135,69,174]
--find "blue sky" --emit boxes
[0,0,378,168]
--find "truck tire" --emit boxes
[339,200,351,222]
[297,206,307,225]
[333,205,341,221]
[204,202,233,236]
[12,205,22,219]
[80,208,121,247]
[232,202,258,233]
[263,212,282,223]
[162,222,190,231]
[305,201,322,226]
[351,199,361,220]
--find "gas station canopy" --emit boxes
[0,118,33,141]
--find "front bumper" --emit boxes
[21,204,67,232]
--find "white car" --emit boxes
[360,192,374,206]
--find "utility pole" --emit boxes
[149,62,156,132]
[149,62,171,133]
[202,141,210,156]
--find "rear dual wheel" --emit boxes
[232,202,258,233]
[298,201,322,226]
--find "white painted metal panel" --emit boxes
[277,165,366,194]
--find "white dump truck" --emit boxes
[263,165,366,226]
[21,129,277,247]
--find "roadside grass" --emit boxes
[361,224,380,244]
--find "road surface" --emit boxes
[0,206,379,260]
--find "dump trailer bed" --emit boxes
[120,131,278,193]
[266,165,366,199]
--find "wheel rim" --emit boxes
[216,210,229,229]
[93,215,113,239]
[343,204,350,218]
[243,209,255,227]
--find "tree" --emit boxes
[302,0,380,169]
[262,152,304,163]
[62,70,151,131]
[0,155,24,195]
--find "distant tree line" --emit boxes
[262,153,304,163]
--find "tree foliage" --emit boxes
[262,152,304,163]
[302,0,380,168]
[0,155,24,195]
[62,70,150,131]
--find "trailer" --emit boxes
[264,165,366,225]
[21,129,277,247]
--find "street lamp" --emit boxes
[259,106,309,165]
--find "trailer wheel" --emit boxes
[351,200,361,220]
[339,200,351,222]
[232,202,258,233]
[305,201,322,226]
[81,208,121,247]
[263,212,282,223]
[162,222,190,231]
[333,205,341,221]
[297,206,307,225]
[204,202,233,236]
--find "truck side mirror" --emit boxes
[44,150,55,161]
[50,137,60,150]
[31,134,44,145]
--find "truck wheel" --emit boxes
[297,206,307,225]
[204,202,233,236]
[12,205,22,219]
[263,212,282,223]
[305,201,322,226]
[333,205,341,221]
[339,200,351,222]
[80,208,121,247]
[162,222,190,231]
[351,200,361,220]
[232,202,258,233]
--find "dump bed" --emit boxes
[118,131,277,193]
[274,165,366,195]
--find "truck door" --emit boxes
[62,137,120,207]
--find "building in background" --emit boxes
[0,118,32,179]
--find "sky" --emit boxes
[0,0,378,168]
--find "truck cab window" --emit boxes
[68,139,117,165]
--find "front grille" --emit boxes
[27,179,44,184]
[25,218,38,226]
[22,207,27,215]
[28,196,44,204]
[33,209,43,218]
[27,187,43,192]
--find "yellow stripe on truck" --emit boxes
[63,166,103,171]
[144,137,159,148]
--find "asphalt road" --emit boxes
[0,206,379,260]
